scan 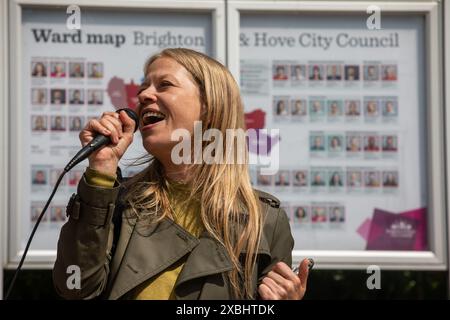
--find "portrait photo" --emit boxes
[292,170,308,187]
[273,98,289,116]
[382,64,398,81]
[272,64,289,81]
[291,64,306,81]
[326,64,342,81]
[31,61,47,78]
[365,171,381,187]
[31,115,47,131]
[294,206,310,223]
[309,64,324,81]
[50,88,66,105]
[88,89,104,105]
[31,88,47,105]
[31,168,48,185]
[88,62,104,79]
[344,65,360,81]
[311,206,327,223]
[51,115,67,131]
[363,65,379,81]
[69,62,85,78]
[69,89,85,105]
[50,61,67,78]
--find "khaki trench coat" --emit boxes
[53,175,294,300]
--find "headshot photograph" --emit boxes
[68,170,83,186]
[50,169,66,187]
[50,89,66,105]
[346,135,362,152]
[291,99,307,116]
[344,65,360,81]
[328,135,343,152]
[345,100,361,116]
[88,89,104,105]
[88,62,104,78]
[329,206,345,223]
[311,206,327,223]
[69,89,85,105]
[311,171,326,187]
[364,135,380,152]
[382,64,398,81]
[31,61,47,77]
[273,64,289,81]
[364,65,379,81]
[365,171,381,187]
[382,100,398,117]
[293,170,308,187]
[274,98,289,116]
[327,100,343,118]
[364,100,379,117]
[31,88,47,105]
[50,206,66,222]
[383,171,399,187]
[310,134,325,152]
[309,100,325,116]
[31,115,47,131]
[382,135,398,152]
[294,206,309,222]
[31,168,47,185]
[328,171,344,187]
[50,61,67,78]
[291,64,306,81]
[326,64,342,80]
[69,62,85,78]
[69,116,84,132]
[50,115,66,131]
[31,204,46,223]
[309,65,324,81]
[347,171,362,187]
[275,170,290,186]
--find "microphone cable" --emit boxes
[5,169,68,300]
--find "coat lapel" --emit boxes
[108,216,199,300]
[174,231,233,299]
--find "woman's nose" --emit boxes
[138,86,157,104]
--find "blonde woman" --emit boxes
[53,48,310,300]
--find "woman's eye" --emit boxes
[159,81,172,88]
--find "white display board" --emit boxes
[7,0,224,268]
[228,1,446,269]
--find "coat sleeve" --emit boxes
[52,176,121,299]
[258,207,294,284]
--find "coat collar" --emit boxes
[108,210,272,300]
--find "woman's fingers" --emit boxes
[262,275,288,299]
[258,284,276,300]
[80,118,111,146]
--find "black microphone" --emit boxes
[64,108,139,172]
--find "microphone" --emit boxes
[64,108,139,172]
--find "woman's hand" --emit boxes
[79,110,136,175]
[258,258,311,300]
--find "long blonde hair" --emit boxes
[123,48,262,299]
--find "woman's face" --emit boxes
[138,57,202,157]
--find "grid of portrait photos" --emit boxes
[272,61,398,87]
[281,202,346,227]
[273,95,398,123]
[250,167,399,194]
[30,58,105,134]
[309,131,398,160]
[31,201,67,226]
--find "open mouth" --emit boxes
[142,110,166,126]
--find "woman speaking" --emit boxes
[53,48,310,300]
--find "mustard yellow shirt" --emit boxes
[84,167,204,300]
